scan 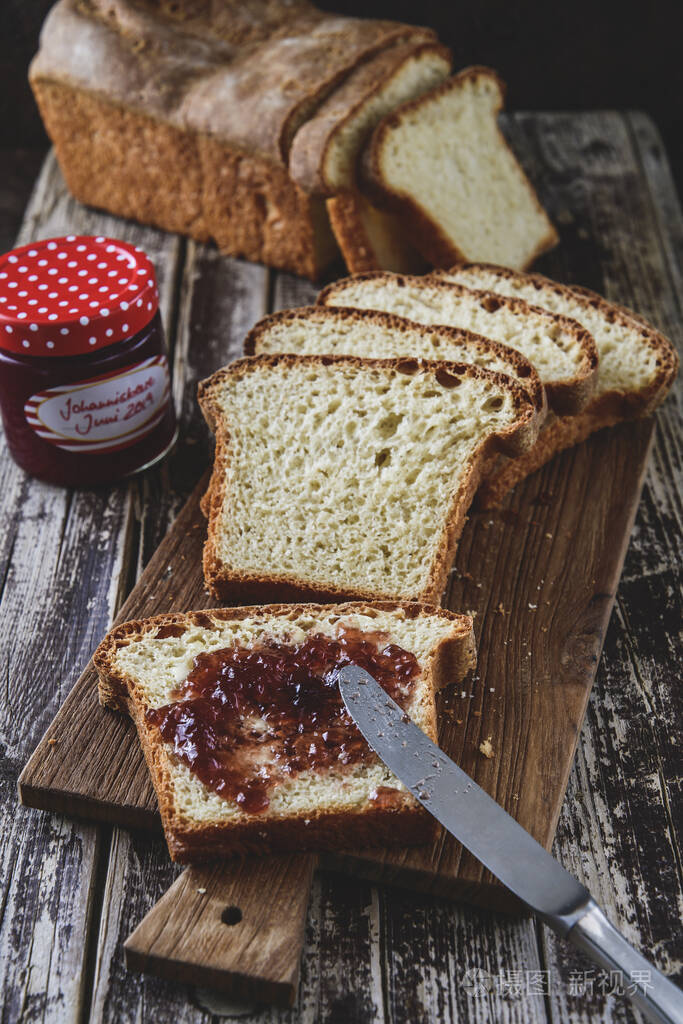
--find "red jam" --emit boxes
[146,629,420,813]
[0,236,177,486]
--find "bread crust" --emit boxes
[94,602,475,861]
[197,353,538,605]
[31,79,339,279]
[317,271,599,415]
[439,263,679,419]
[435,264,679,505]
[243,303,547,417]
[289,39,449,194]
[360,66,559,270]
[31,0,429,165]
[326,191,427,274]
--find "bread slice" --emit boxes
[288,39,450,274]
[244,304,546,416]
[326,192,426,274]
[198,354,538,605]
[437,263,679,504]
[318,271,598,414]
[360,67,559,270]
[289,39,451,194]
[94,602,475,860]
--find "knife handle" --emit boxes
[565,900,683,1024]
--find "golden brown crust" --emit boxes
[94,601,475,861]
[440,263,679,419]
[243,303,547,416]
[360,66,559,270]
[197,353,538,605]
[317,271,599,415]
[31,79,339,280]
[426,264,679,505]
[326,191,427,275]
[288,38,449,194]
[30,1,438,278]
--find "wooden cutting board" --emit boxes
[18,411,654,1003]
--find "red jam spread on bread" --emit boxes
[146,629,419,813]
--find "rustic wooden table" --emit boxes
[1,111,681,1024]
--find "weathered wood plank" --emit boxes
[505,111,682,1023]
[88,829,206,1024]
[125,854,317,1007]
[0,152,182,1022]
[379,890,547,1024]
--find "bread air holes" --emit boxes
[435,368,462,389]
[375,449,391,470]
[479,295,503,314]
[376,412,403,439]
[482,394,505,412]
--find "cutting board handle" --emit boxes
[125,853,318,1007]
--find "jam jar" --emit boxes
[0,235,177,486]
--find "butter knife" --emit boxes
[338,664,683,1024]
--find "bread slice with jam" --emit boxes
[94,602,475,861]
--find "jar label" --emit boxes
[24,355,171,453]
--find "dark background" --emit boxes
[1,0,682,251]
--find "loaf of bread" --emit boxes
[94,602,475,860]
[318,272,598,414]
[30,0,430,278]
[244,304,546,416]
[437,264,679,504]
[360,68,559,270]
[198,354,538,605]
[30,3,558,278]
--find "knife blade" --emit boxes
[337,664,683,1024]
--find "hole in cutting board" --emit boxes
[221,905,243,926]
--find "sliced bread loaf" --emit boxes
[318,271,599,414]
[198,354,538,605]
[437,263,679,504]
[244,304,546,416]
[360,67,559,270]
[94,602,475,860]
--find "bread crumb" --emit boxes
[48,738,58,746]
[473,710,481,717]
[479,737,495,759]
[197,887,207,894]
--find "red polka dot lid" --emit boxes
[0,235,159,357]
